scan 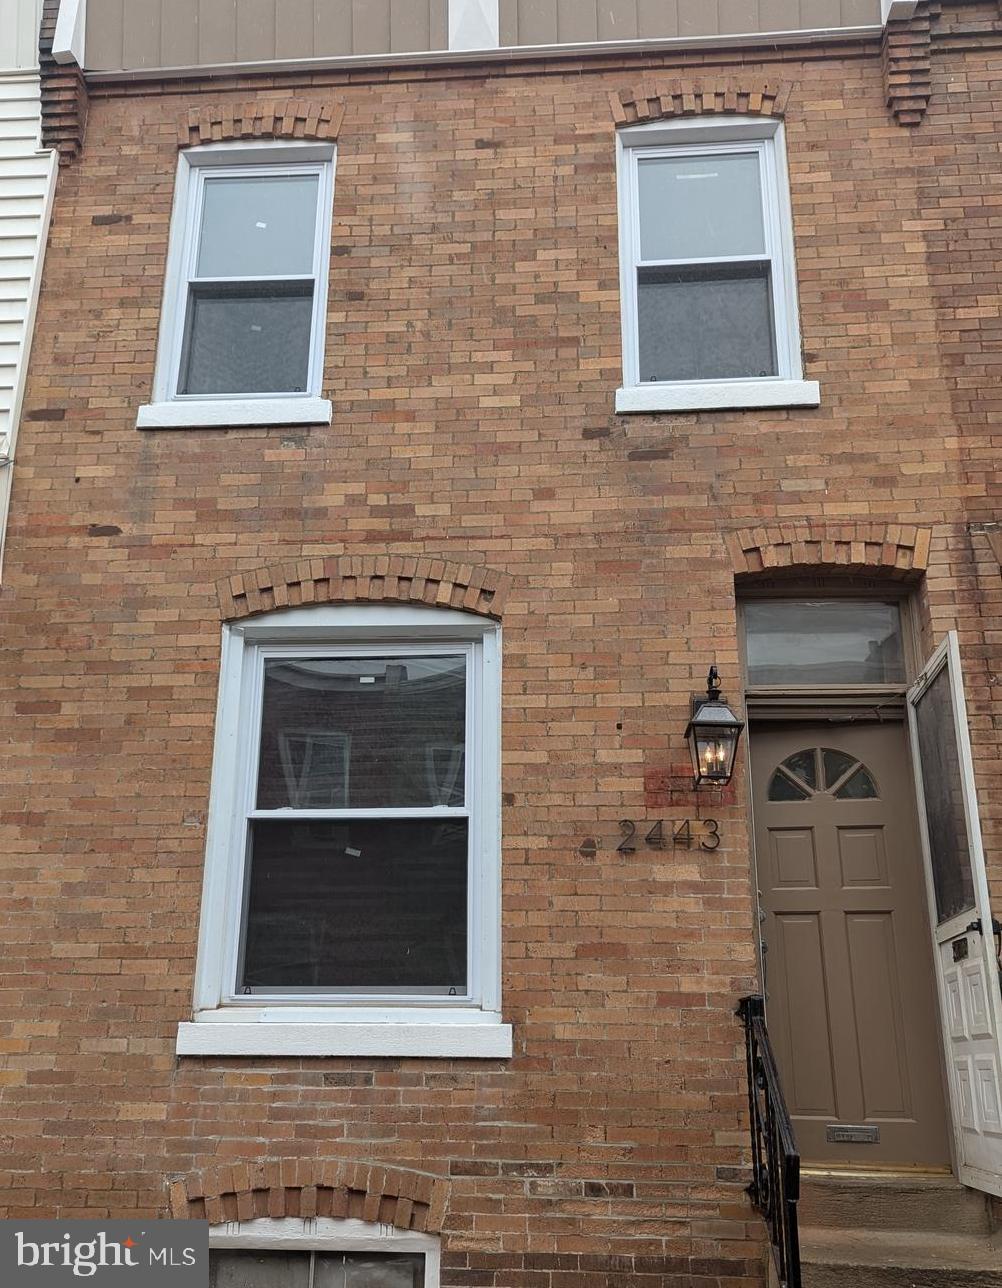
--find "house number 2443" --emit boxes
[617,818,721,852]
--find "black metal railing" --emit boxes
[738,995,802,1288]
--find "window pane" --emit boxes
[240,819,469,992]
[210,1251,311,1288]
[179,283,313,395]
[315,1255,424,1288]
[638,152,765,261]
[257,656,467,809]
[638,263,776,382]
[197,174,319,278]
[913,665,976,924]
[744,601,906,686]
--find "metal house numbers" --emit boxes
[616,818,722,853]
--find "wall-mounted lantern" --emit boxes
[685,666,745,789]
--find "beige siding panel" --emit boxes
[598,1,639,42]
[718,0,760,32]
[760,0,808,29]
[498,0,518,46]
[122,0,164,71]
[87,0,125,71]
[429,0,448,51]
[352,0,390,55]
[677,0,717,35]
[516,0,559,46]
[198,0,237,64]
[390,0,426,52]
[236,0,277,63]
[557,0,597,43]
[160,0,199,68]
[842,0,879,21]
[802,0,843,26]
[636,0,678,37]
[315,1,354,58]
[276,0,316,60]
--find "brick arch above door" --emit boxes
[726,522,933,579]
[217,556,511,622]
[168,1160,449,1232]
[609,80,794,127]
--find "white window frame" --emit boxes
[210,1216,440,1288]
[615,116,820,414]
[137,141,335,430]
[177,603,510,1058]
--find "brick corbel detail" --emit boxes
[727,523,933,578]
[883,3,937,125]
[218,556,511,622]
[39,0,89,163]
[179,99,345,148]
[610,80,793,126]
[168,1161,448,1233]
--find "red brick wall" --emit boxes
[1,19,1000,1287]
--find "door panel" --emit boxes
[752,725,951,1167]
[907,632,1002,1197]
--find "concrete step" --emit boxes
[799,1172,994,1237]
[799,1226,1002,1288]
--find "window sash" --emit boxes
[224,643,480,1005]
[167,160,332,402]
[620,135,795,389]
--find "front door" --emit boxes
[908,632,1002,1197]
[751,721,951,1167]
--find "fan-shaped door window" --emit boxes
[768,747,879,801]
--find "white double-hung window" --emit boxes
[615,117,819,413]
[178,603,510,1058]
[138,142,334,429]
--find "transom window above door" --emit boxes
[768,747,879,802]
[742,599,907,687]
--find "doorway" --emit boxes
[750,719,951,1168]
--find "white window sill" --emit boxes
[176,1012,513,1058]
[137,397,332,429]
[615,380,821,414]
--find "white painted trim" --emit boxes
[188,605,505,1051]
[615,116,814,411]
[449,0,499,51]
[53,0,86,66]
[145,141,335,424]
[211,1217,440,1286]
[615,380,820,414]
[177,1019,513,1058]
[136,397,332,429]
[83,26,884,82]
[0,144,57,582]
[882,0,918,21]
[907,632,1002,1199]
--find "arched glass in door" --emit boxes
[767,747,879,802]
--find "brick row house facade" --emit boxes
[1,0,1001,1284]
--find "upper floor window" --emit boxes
[177,603,510,1059]
[137,142,335,429]
[615,117,819,414]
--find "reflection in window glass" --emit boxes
[257,656,467,810]
[913,665,976,924]
[744,601,905,686]
[834,767,878,800]
[638,153,765,261]
[822,748,857,790]
[768,772,810,802]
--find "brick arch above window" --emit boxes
[609,80,794,127]
[726,523,933,579]
[178,99,346,149]
[217,556,511,621]
[168,1160,449,1232]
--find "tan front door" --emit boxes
[751,722,951,1167]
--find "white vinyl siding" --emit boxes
[0,0,43,74]
[0,64,57,575]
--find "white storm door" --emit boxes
[907,631,1002,1196]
